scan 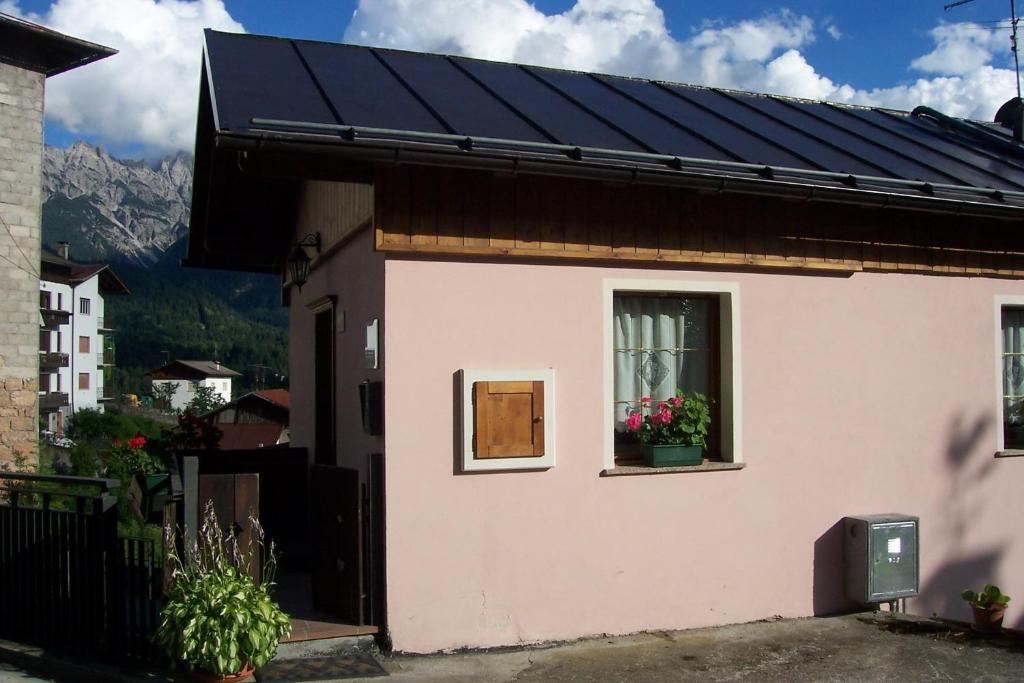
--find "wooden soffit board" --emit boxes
[373,166,1024,278]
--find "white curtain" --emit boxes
[1003,309,1024,425]
[613,296,710,431]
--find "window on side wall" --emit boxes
[79,373,89,390]
[605,281,741,470]
[79,298,91,315]
[613,293,720,464]
[1001,306,1024,449]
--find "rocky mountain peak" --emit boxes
[42,141,194,266]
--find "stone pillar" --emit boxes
[0,61,44,469]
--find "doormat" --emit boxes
[255,654,388,682]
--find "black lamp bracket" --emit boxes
[296,232,322,252]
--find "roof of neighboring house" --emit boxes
[145,360,241,380]
[40,250,131,295]
[254,388,289,408]
[0,13,115,77]
[215,423,286,450]
[186,29,1024,272]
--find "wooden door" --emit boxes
[310,464,363,623]
[197,473,261,582]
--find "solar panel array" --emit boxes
[204,30,1024,198]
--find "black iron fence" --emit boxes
[0,472,165,663]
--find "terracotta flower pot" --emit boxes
[971,603,1007,633]
[190,663,255,683]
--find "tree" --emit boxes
[185,383,226,416]
[152,381,179,412]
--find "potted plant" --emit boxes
[625,390,711,467]
[961,584,1011,633]
[157,503,292,681]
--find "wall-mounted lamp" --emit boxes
[286,232,321,290]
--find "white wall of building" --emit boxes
[152,376,233,413]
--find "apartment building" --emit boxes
[39,244,129,434]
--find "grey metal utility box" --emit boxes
[843,514,919,603]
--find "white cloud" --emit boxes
[5,0,244,154]
[825,23,842,41]
[911,22,1006,75]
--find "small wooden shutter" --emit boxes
[473,381,544,458]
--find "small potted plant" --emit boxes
[157,503,291,682]
[961,584,1011,633]
[625,390,711,467]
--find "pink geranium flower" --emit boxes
[625,412,643,432]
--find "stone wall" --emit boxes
[0,62,44,468]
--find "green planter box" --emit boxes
[642,444,703,467]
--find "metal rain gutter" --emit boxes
[233,119,1024,221]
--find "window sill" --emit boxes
[995,449,1024,458]
[601,462,746,476]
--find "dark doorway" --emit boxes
[314,307,335,465]
[310,464,364,622]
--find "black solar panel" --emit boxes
[681,88,894,177]
[853,109,1024,190]
[458,59,647,150]
[201,30,1024,208]
[601,77,805,167]
[294,42,448,133]
[525,69,730,161]
[206,32,338,132]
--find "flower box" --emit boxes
[642,444,703,467]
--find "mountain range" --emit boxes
[40,142,288,397]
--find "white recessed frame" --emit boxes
[460,368,555,472]
[994,295,1024,452]
[602,278,743,471]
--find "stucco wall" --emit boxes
[382,257,1024,652]
[0,61,44,468]
[289,228,384,474]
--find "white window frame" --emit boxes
[994,295,1024,453]
[459,368,555,472]
[603,279,742,470]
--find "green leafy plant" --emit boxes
[624,390,711,447]
[157,503,291,676]
[962,584,1011,609]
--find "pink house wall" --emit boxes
[382,257,1024,653]
[289,228,384,475]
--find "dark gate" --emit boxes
[311,464,363,623]
[0,472,163,663]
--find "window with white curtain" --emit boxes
[613,293,720,464]
[1001,307,1024,448]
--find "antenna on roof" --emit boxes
[945,0,1022,98]
[946,0,1024,138]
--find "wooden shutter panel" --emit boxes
[474,381,544,458]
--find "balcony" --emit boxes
[40,308,70,329]
[96,350,115,366]
[38,392,69,412]
[98,317,114,333]
[39,352,69,371]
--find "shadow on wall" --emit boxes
[919,549,1005,624]
[812,519,860,616]
[922,411,1018,627]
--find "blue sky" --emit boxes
[4,0,1021,158]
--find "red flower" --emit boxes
[128,435,147,449]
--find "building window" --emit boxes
[613,293,719,464]
[604,279,742,470]
[40,291,51,309]
[79,373,89,390]
[79,336,90,353]
[79,298,91,315]
[1001,305,1024,449]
